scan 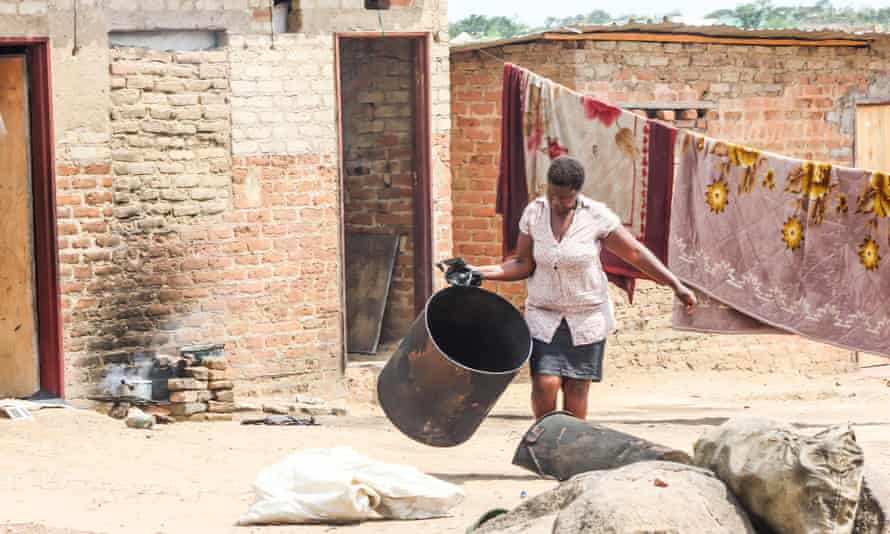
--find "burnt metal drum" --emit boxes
[513,411,693,481]
[377,285,532,447]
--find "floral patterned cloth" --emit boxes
[669,131,890,356]
[523,69,649,240]
[497,64,676,303]
[519,195,621,345]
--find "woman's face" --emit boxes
[547,184,579,216]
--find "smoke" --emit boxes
[97,309,224,395]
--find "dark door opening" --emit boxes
[336,34,432,360]
[0,39,62,398]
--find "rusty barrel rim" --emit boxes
[421,285,532,376]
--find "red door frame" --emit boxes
[334,33,434,319]
[0,38,63,397]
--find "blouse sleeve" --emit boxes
[594,203,622,240]
[518,202,538,236]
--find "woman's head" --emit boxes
[547,156,584,215]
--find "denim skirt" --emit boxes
[530,319,606,381]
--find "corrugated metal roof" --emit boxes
[450,22,887,53]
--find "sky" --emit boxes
[448,0,887,25]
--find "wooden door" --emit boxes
[0,55,39,397]
[856,103,890,172]
[855,103,890,367]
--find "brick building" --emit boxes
[450,24,890,376]
[0,0,452,399]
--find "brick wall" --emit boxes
[450,38,890,375]
[2,1,453,398]
[58,44,339,397]
[340,38,416,343]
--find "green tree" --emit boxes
[706,0,890,30]
[449,15,529,40]
[706,0,776,29]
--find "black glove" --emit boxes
[436,257,482,287]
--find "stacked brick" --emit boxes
[340,38,416,342]
[167,357,235,422]
[449,39,887,376]
[109,46,231,222]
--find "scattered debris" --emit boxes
[262,402,347,417]
[295,394,325,406]
[294,404,347,417]
[238,447,464,525]
[125,408,155,429]
[108,402,130,420]
[154,413,175,425]
[235,402,260,412]
[185,413,233,422]
[654,478,669,488]
[0,401,33,421]
[143,405,172,420]
[262,404,290,415]
[241,415,319,426]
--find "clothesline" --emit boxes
[491,63,890,357]
[496,63,676,304]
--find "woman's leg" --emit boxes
[531,373,561,419]
[561,377,591,419]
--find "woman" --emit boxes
[475,156,697,420]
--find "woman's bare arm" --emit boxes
[603,226,696,313]
[475,233,536,282]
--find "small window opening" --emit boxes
[365,0,391,9]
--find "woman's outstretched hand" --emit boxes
[674,285,697,314]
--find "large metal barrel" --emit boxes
[512,411,692,481]
[377,285,532,447]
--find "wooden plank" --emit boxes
[345,232,401,355]
[0,55,39,398]
[856,104,890,173]
[541,32,869,47]
[855,104,890,370]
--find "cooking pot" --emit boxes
[118,378,152,401]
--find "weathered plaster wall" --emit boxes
[0,0,452,398]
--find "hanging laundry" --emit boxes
[496,63,529,262]
[496,64,676,302]
[669,130,890,357]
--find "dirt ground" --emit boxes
[2,367,889,534]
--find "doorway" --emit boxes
[336,34,432,360]
[0,39,61,398]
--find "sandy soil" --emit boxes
[2,367,889,534]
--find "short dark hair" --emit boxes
[547,156,585,190]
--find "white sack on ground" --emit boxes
[238,447,464,525]
[694,417,864,534]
